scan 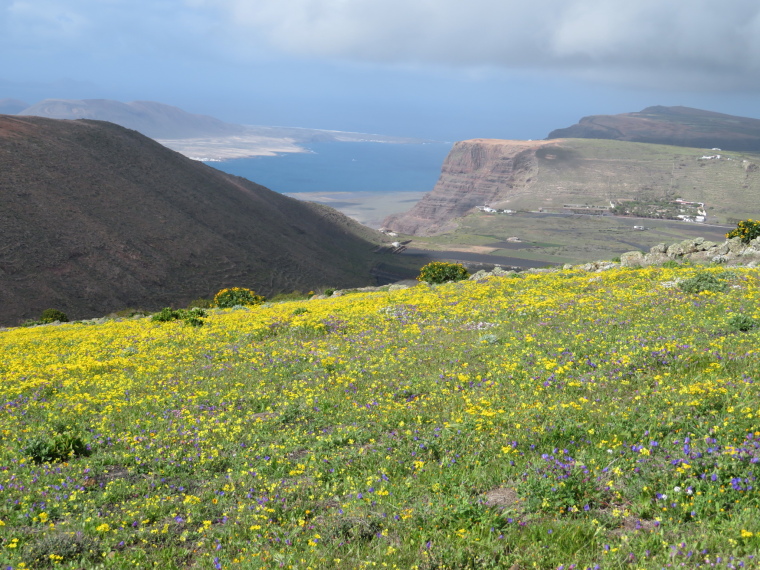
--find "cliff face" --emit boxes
[383,136,760,236]
[384,139,552,235]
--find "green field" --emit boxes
[2,265,760,568]
[504,139,760,225]
[410,213,735,266]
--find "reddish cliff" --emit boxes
[383,139,555,235]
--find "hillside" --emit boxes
[384,137,760,236]
[548,106,760,151]
[18,99,246,139]
[2,265,760,568]
[0,115,394,325]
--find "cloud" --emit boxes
[208,0,760,89]
[4,0,760,92]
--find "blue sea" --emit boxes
[208,141,452,194]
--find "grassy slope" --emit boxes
[2,265,760,569]
[413,213,735,266]
[504,139,760,223]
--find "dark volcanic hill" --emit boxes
[0,115,388,325]
[17,99,245,139]
[547,106,760,151]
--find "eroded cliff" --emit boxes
[384,137,760,236]
[384,139,552,235]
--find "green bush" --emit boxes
[151,307,206,327]
[679,272,728,294]
[417,262,470,284]
[24,431,89,464]
[726,219,760,244]
[728,314,757,332]
[213,287,265,308]
[40,308,68,323]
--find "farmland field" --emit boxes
[2,265,760,569]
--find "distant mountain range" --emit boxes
[0,115,397,325]
[17,99,247,139]
[8,98,434,159]
[548,106,760,152]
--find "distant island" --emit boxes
[10,98,436,160]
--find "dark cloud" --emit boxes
[212,0,760,89]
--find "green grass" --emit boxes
[406,213,734,266]
[2,265,760,568]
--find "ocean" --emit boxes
[208,141,452,195]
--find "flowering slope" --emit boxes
[1,266,760,569]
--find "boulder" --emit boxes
[667,242,686,257]
[643,252,669,266]
[620,251,644,267]
[727,237,745,253]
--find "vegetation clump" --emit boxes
[679,271,728,294]
[40,308,69,323]
[728,313,757,332]
[213,287,265,308]
[417,261,470,284]
[726,219,760,244]
[151,307,206,326]
[23,426,89,464]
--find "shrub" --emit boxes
[213,287,265,308]
[726,219,760,244]
[417,262,470,284]
[40,309,68,323]
[679,272,728,294]
[151,307,206,327]
[728,314,757,332]
[23,531,99,567]
[24,431,90,464]
[323,289,335,297]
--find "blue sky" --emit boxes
[3,0,760,141]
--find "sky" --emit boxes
[3,0,760,141]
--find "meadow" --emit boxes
[1,264,760,569]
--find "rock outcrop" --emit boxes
[620,237,760,267]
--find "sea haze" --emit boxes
[208,141,452,227]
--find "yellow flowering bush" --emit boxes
[213,287,265,308]
[726,219,760,244]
